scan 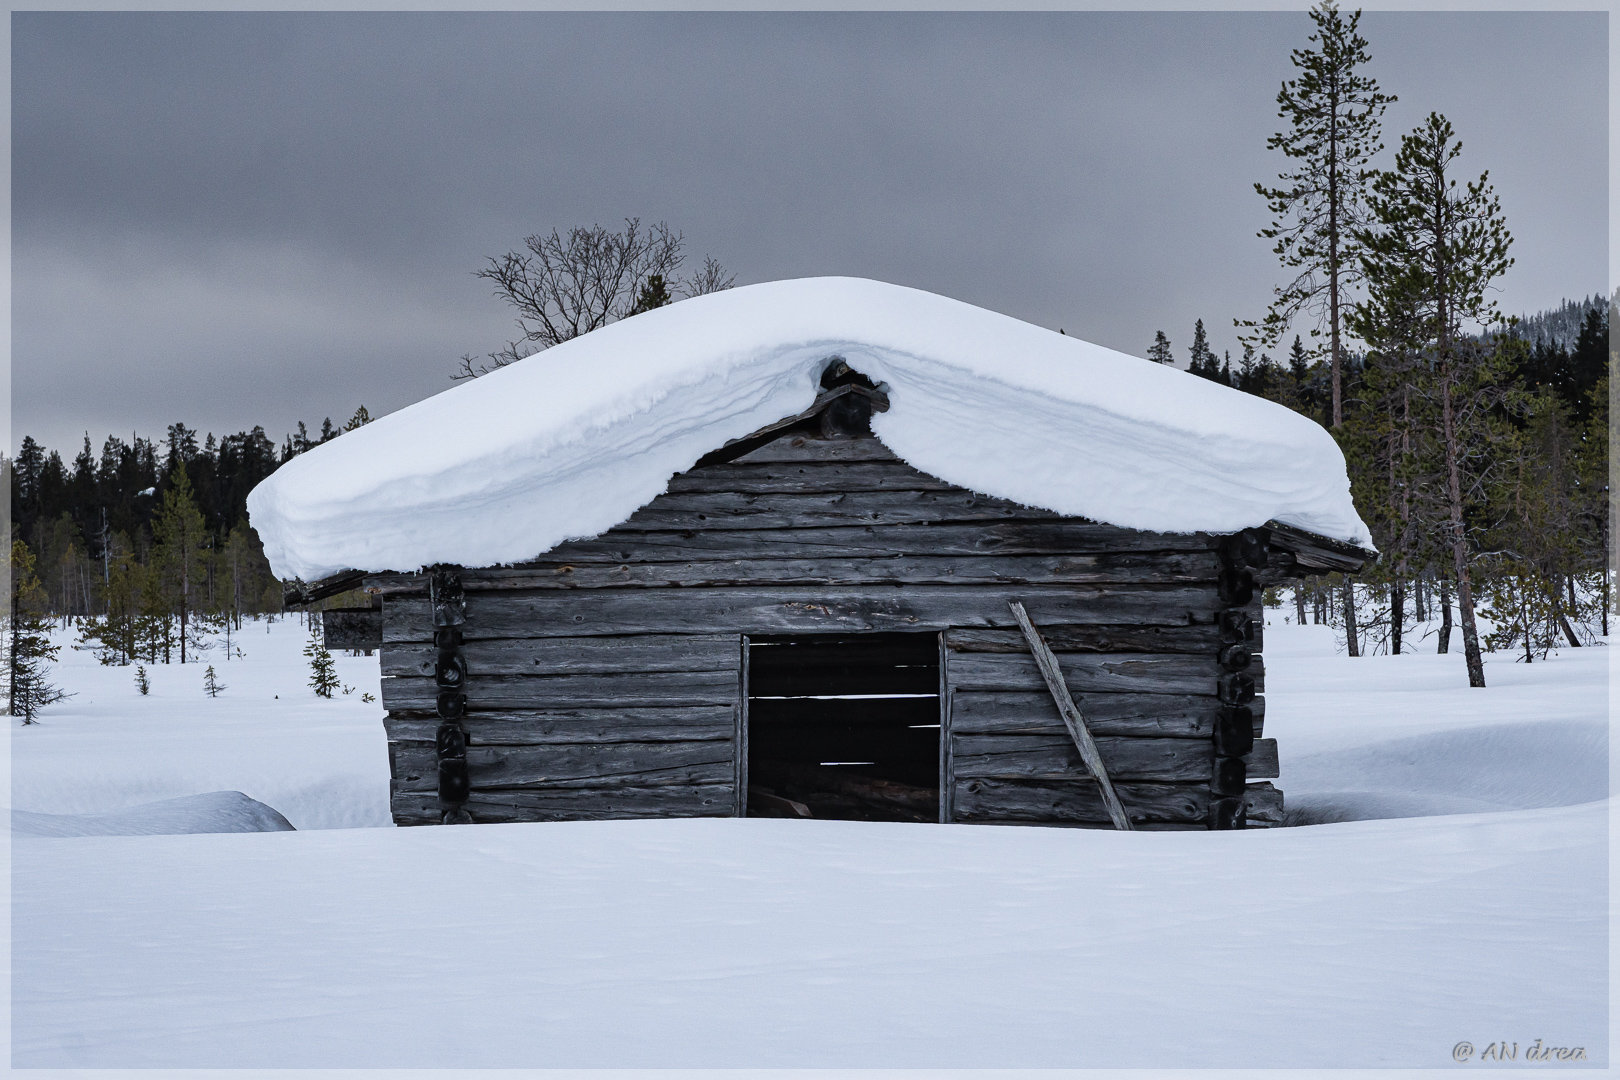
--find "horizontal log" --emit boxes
[381,585,1224,642]
[952,735,1278,782]
[1244,782,1284,827]
[365,528,1221,592]
[615,489,1060,533]
[953,778,1213,826]
[381,669,739,711]
[390,739,735,793]
[321,608,382,651]
[944,622,1261,655]
[374,552,1222,593]
[561,522,1216,560]
[1265,521,1375,575]
[381,633,737,678]
[945,652,1264,697]
[949,690,1265,739]
[727,434,900,464]
[383,706,735,745]
[390,783,736,826]
[667,460,955,495]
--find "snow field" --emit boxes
[8,617,387,831]
[10,804,1604,1068]
[1265,621,1610,822]
[7,613,1609,1068]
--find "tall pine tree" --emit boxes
[1356,112,1515,687]
[1243,1,1394,428]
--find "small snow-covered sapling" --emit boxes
[203,664,226,698]
[135,665,150,696]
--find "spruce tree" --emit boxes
[8,540,69,724]
[305,630,339,699]
[1575,370,1610,634]
[1288,334,1310,385]
[1567,306,1608,422]
[1347,281,1432,655]
[628,273,673,315]
[1147,330,1174,365]
[77,547,147,665]
[1187,320,1218,380]
[1235,344,1263,394]
[135,664,150,695]
[152,466,209,664]
[1480,388,1589,657]
[1244,1,1394,428]
[204,664,225,697]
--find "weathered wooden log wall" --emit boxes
[368,431,1281,829]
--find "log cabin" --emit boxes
[249,278,1375,831]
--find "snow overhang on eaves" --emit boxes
[248,276,1375,584]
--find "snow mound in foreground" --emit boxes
[9,790,296,838]
[248,277,1372,580]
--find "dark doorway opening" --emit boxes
[745,633,940,822]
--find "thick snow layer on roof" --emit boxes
[247,276,1372,581]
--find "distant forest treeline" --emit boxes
[5,407,372,650]
[1159,296,1609,430]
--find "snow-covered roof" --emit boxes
[247,276,1373,582]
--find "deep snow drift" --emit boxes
[247,277,1372,581]
[9,790,293,838]
[8,616,1607,1068]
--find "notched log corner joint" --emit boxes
[1210,528,1271,830]
[430,566,472,824]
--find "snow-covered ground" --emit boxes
[8,616,386,831]
[7,613,1609,1069]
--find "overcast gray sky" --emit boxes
[10,9,1609,458]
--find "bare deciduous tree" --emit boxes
[454,219,733,379]
[682,255,737,298]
